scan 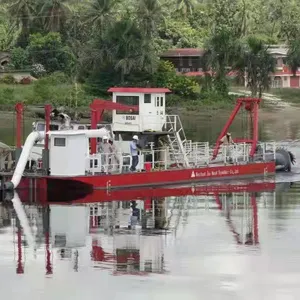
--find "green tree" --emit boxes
[136,0,164,39]
[10,47,29,69]
[236,36,275,97]
[27,32,73,74]
[0,14,21,51]
[176,0,196,16]
[38,0,70,33]
[84,0,120,38]
[2,0,36,46]
[287,39,300,75]
[204,28,239,95]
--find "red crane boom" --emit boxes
[90,99,139,154]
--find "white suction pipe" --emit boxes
[6,131,45,190]
[12,191,36,253]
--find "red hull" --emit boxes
[49,162,275,189]
[17,180,275,205]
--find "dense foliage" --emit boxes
[0,0,300,105]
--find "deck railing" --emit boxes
[86,141,277,175]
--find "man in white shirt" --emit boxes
[220,132,235,162]
[100,136,113,172]
[130,135,141,171]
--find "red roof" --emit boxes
[184,71,238,77]
[160,48,205,57]
[108,87,171,93]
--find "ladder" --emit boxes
[165,115,190,167]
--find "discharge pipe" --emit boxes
[5,131,45,190]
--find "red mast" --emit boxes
[89,99,139,154]
[212,97,261,160]
[15,103,24,163]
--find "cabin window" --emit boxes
[54,235,66,247]
[116,95,139,115]
[54,137,66,147]
[160,97,164,106]
[90,159,98,168]
[144,94,151,103]
[36,123,59,131]
[78,125,85,130]
[156,96,160,107]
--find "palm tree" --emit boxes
[2,0,36,44]
[204,28,239,95]
[84,0,120,38]
[0,7,21,51]
[235,36,275,97]
[39,0,70,32]
[85,16,158,84]
[286,39,300,76]
[136,0,164,39]
[176,0,195,16]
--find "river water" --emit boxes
[1,182,300,300]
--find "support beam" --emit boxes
[212,101,242,159]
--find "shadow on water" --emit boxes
[0,181,300,299]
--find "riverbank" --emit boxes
[1,102,300,146]
[1,81,299,111]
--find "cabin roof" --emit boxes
[160,48,205,57]
[107,87,171,93]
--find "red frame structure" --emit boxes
[212,97,261,160]
[90,99,139,154]
[15,103,24,149]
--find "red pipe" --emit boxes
[16,227,24,274]
[249,102,259,157]
[90,109,98,154]
[44,104,52,150]
[15,103,24,148]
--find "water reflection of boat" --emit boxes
[4,181,275,276]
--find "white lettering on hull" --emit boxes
[191,168,240,178]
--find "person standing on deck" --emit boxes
[101,136,113,173]
[130,135,141,172]
[220,132,235,162]
[109,139,119,171]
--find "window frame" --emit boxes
[54,137,66,147]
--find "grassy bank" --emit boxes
[270,88,300,104]
[0,82,95,108]
[0,82,238,111]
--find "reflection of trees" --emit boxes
[289,120,300,139]
[272,182,299,231]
